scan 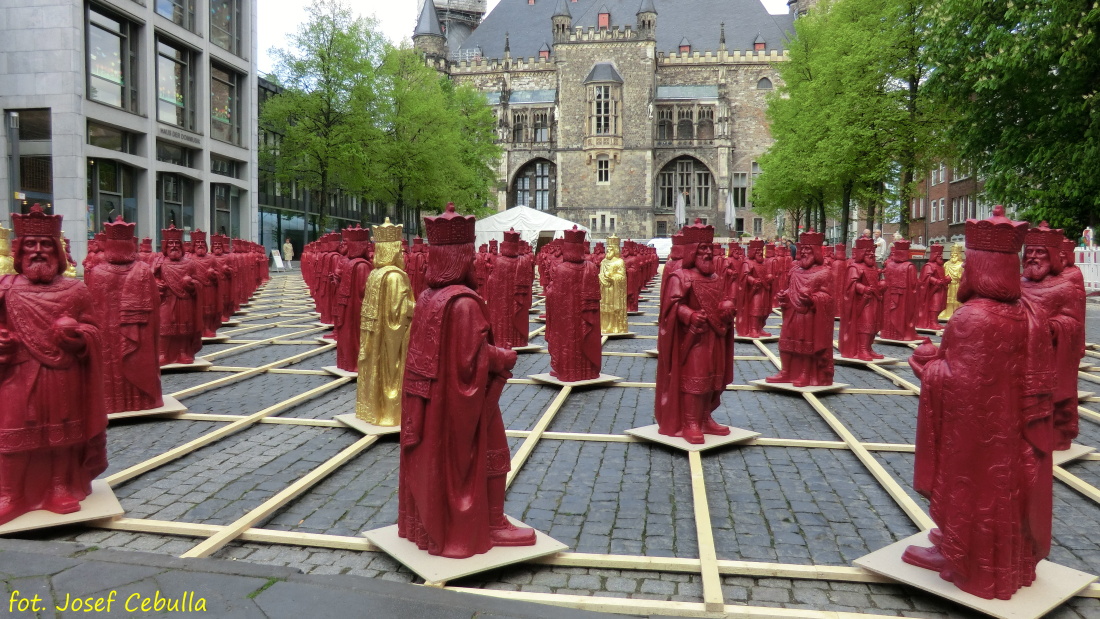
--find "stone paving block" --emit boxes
[824,393,918,444]
[500,383,557,430]
[215,343,320,367]
[277,382,356,419]
[717,388,839,441]
[548,385,653,434]
[159,370,238,393]
[181,372,335,415]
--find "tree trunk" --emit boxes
[840,181,853,244]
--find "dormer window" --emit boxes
[753,35,766,52]
[679,37,691,54]
[597,4,610,28]
[539,43,550,59]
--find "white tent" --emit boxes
[474,205,589,248]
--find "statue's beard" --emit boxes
[1023,261,1049,281]
[168,248,183,261]
[799,254,816,269]
[23,257,58,283]
[195,247,208,257]
[696,258,714,275]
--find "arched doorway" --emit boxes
[510,159,556,211]
[656,156,714,213]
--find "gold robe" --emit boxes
[355,264,415,425]
[939,255,964,321]
[599,254,628,334]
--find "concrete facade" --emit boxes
[1,0,258,270]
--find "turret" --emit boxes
[413,0,447,60]
[552,0,572,44]
[636,0,656,40]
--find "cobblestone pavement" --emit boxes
[7,274,1100,618]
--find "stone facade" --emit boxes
[417,2,791,241]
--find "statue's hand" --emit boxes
[689,311,708,332]
[53,316,85,353]
[0,328,18,361]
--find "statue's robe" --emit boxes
[334,257,372,372]
[545,260,602,382]
[486,254,534,348]
[156,258,203,364]
[356,265,414,425]
[881,259,919,341]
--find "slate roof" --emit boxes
[584,63,624,83]
[457,0,794,60]
[415,0,444,36]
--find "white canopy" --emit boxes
[474,205,589,248]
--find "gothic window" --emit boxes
[589,85,620,136]
[533,111,550,142]
[757,77,773,90]
[657,156,713,211]
[697,107,714,140]
[512,111,527,143]
[731,173,748,209]
[677,108,694,140]
[512,159,556,210]
[597,156,610,183]
[657,108,674,141]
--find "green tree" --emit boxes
[926,0,1100,238]
[260,0,384,237]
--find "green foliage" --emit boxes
[925,0,1100,239]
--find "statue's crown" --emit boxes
[747,238,765,250]
[671,233,687,246]
[606,234,621,249]
[140,237,153,250]
[965,205,1027,253]
[1023,221,1064,249]
[892,240,911,252]
[563,225,586,244]
[0,225,10,241]
[104,216,136,241]
[424,203,475,246]
[503,228,521,244]
[371,218,402,243]
[412,236,425,245]
[799,229,824,246]
[834,243,847,258]
[928,243,943,257]
[681,218,714,244]
[190,229,207,243]
[162,225,184,242]
[12,204,62,238]
[855,238,875,251]
[343,224,371,243]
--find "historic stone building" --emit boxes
[414,0,803,240]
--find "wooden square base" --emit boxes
[0,480,123,535]
[734,334,778,343]
[915,327,944,335]
[1080,391,1095,400]
[528,373,622,388]
[202,335,230,344]
[314,322,335,329]
[334,414,400,436]
[750,379,849,394]
[107,396,187,421]
[221,320,241,327]
[625,424,759,452]
[1053,443,1096,466]
[854,532,1096,619]
[604,331,637,339]
[315,337,336,345]
[363,518,565,583]
[234,310,250,317]
[644,349,658,357]
[322,366,358,378]
[876,337,923,346]
[160,357,213,372]
[834,355,901,366]
[512,345,543,354]
[627,311,646,316]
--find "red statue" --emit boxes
[915,245,950,330]
[1022,223,1085,451]
[399,203,535,558]
[334,226,373,372]
[87,218,163,413]
[736,239,773,338]
[188,231,222,338]
[210,234,236,323]
[904,206,1052,600]
[155,226,203,365]
[723,243,745,309]
[766,230,835,386]
[880,240,919,341]
[407,236,428,299]
[654,221,734,443]
[545,226,602,382]
[769,242,793,308]
[0,205,107,525]
[832,244,847,318]
[838,239,885,360]
[486,229,535,348]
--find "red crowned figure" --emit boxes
[398,203,535,558]
[903,206,1052,600]
[1021,223,1085,451]
[210,234,235,323]
[88,218,163,413]
[880,240,919,341]
[155,226,203,365]
[654,220,735,443]
[0,205,107,525]
[832,244,847,318]
[334,225,373,372]
[766,230,835,386]
[189,231,222,338]
[915,244,950,329]
[838,239,885,360]
[736,239,773,338]
[486,228,535,348]
[545,226,602,382]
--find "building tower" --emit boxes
[416,0,487,56]
[413,0,448,61]
[552,0,572,45]
[636,0,657,40]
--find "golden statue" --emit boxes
[938,243,964,321]
[355,218,415,426]
[61,232,77,277]
[0,225,14,275]
[599,234,628,334]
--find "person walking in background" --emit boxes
[873,229,888,265]
[283,237,295,269]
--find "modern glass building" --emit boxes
[1,0,258,270]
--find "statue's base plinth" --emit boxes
[625,424,758,453]
[749,379,848,395]
[221,320,240,327]
[1079,391,1095,400]
[334,414,400,436]
[644,349,658,357]
[314,337,336,345]
[160,357,213,372]
[915,327,943,335]
[202,335,230,344]
[876,337,923,346]
[0,480,123,535]
[834,355,900,366]
[512,345,543,354]
[107,396,188,421]
[1054,443,1096,466]
[734,333,778,343]
[627,310,645,316]
[604,331,637,339]
[854,531,1096,619]
[362,517,565,584]
[528,373,621,388]
[314,322,335,330]
[233,310,250,317]
[322,366,357,378]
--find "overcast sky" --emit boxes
[258,0,790,74]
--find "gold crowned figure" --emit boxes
[0,225,14,275]
[355,218,416,426]
[61,232,77,277]
[938,243,964,321]
[599,234,628,334]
